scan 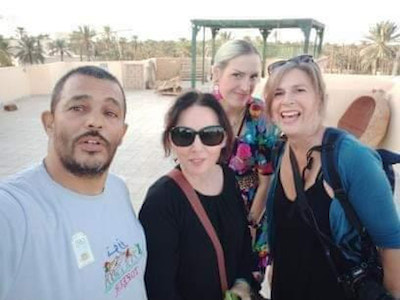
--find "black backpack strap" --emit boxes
[376,149,400,193]
[271,135,287,170]
[321,128,366,237]
[289,147,342,280]
[321,129,388,299]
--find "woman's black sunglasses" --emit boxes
[170,125,225,147]
[267,54,315,75]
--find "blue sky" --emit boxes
[1,0,399,44]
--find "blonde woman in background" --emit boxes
[212,40,278,285]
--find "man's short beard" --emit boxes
[56,130,117,178]
[60,155,112,178]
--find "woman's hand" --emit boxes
[248,174,271,240]
[226,279,252,300]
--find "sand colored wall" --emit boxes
[0,66,31,102]
[52,61,125,85]
[26,64,54,95]
[0,61,138,103]
[122,62,146,89]
[323,75,399,151]
[323,75,395,127]
[1,61,399,151]
[381,79,400,151]
[155,57,182,80]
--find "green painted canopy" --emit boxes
[190,18,325,87]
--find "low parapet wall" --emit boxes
[1,62,399,151]
[0,58,184,103]
[0,66,31,102]
[0,61,142,103]
[155,57,182,80]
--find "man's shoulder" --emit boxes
[107,172,127,184]
[0,166,40,235]
[0,163,44,198]
[105,172,130,193]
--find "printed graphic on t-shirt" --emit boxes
[104,239,144,297]
[72,232,95,269]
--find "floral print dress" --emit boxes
[228,97,278,273]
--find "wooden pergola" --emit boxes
[190,18,325,87]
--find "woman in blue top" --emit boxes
[212,40,278,279]
[263,55,400,299]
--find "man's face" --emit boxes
[45,74,127,177]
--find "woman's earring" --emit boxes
[213,84,223,101]
[246,94,252,104]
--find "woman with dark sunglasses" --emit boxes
[212,40,278,284]
[263,55,400,299]
[139,91,258,300]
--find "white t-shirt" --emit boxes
[0,163,147,300]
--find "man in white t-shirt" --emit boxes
[0,66,147,300]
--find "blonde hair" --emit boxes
[263,60,327,119]
[212,39,260,82]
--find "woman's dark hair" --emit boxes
[162,91,234,163]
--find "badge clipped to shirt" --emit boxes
[72,232,95,269]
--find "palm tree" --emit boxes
[49,39,72,61]
[15,35,44,65]
[0,35,13,67]
[16,27,26,39]
[218,31,233,42]
[214,31,233,52]
[360,21,400,74]
[35,34,48,64]
[392,46,400,75]
[102,26,114,53]
[132,35,139,59]
[97,26,121,60]
[176,38,191,57]
[70,26,96,61]
[69,31,84,61]
[118,37,129,59]
[80,25,96,61]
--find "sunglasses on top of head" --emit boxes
[267,54,315,75]
[170,125,225,147]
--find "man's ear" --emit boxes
[118,123,128,145]
[41,111,54,136]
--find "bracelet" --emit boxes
[247,216,261,229]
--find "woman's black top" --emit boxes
[271,171,347,300]
[139,165,255,300]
